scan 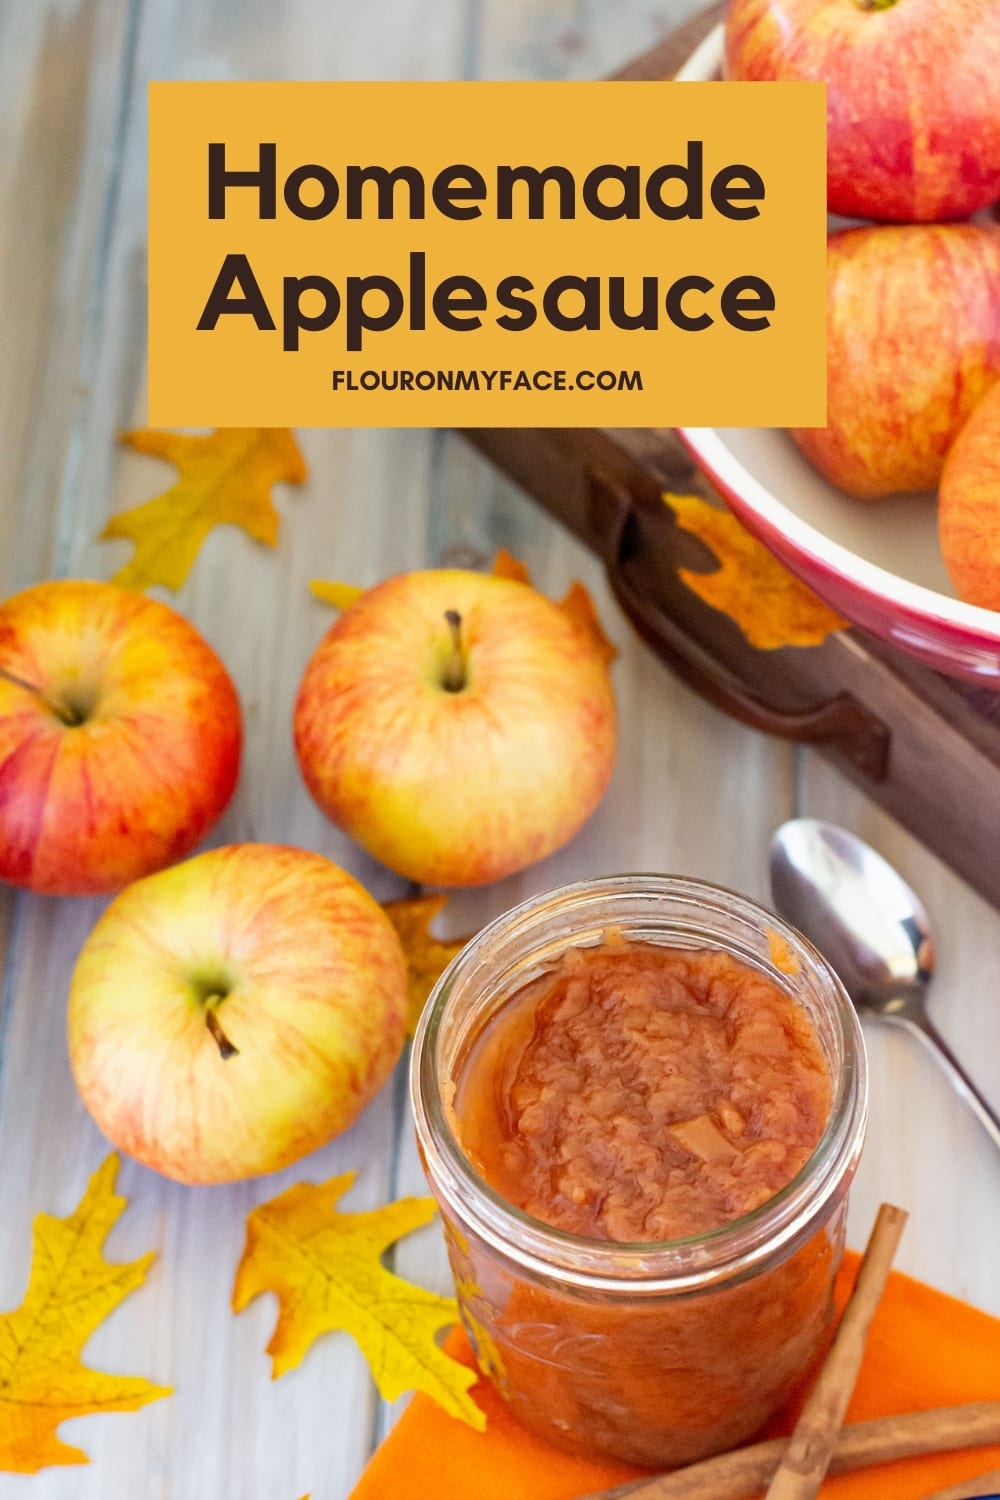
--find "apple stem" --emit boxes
[858,0,898,10]
[0,664,42,696]
[442,610,466,693]
[0,664,87,727]
[205,1007,239,1060]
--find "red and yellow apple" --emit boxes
[725,0,1000,223]
[791,224,1000,499]
[293,569,617,887]
[68,842,408,1184]
[0,580,241,895]
[939,381,1000,610]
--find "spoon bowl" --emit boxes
[769,819,1000,1152]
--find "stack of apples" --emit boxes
[725,0,1000,609]
[0,567,617,1184]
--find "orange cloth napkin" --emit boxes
[351,1253,1000,1500]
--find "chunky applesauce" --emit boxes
[442,938,844,1466]
[456,942,831,1243]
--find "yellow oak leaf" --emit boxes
[233,1172,484,1431]
[309,579,364,610]
[382,893,473,1036]
[664,492,848,650]
[105,428,307,592]
[0,1155,169,1473]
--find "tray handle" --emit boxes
[590,470,891,783]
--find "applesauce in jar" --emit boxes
[457,942,832,1243]
[411,877,867,1467]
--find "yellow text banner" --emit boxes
[148,80,826,428]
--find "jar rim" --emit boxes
[410,873,868,1295]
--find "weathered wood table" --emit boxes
[2,2,999,1497]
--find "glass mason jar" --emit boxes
[410,875,868,1468]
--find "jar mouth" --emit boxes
[410,874,868,1295]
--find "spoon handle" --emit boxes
[893,1013,1000,1154]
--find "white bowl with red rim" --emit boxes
[675,26,1000,684]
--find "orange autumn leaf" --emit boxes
[491,546,532,585]
[233,1172,484,1431]
[0,1155,169,1473]
[382,893,473,1036]
[105,428,307,592]
[556,580,617,666]
[664,492,848,650]
[492,549,617,663]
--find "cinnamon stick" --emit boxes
[584,1403,1000,1500]
[763,1202,908,1500]
[923,1468,1000,1500]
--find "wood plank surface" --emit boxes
[1,3,996,1499]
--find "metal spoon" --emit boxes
[769,817,1000,1153]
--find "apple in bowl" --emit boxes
[792,223,1000,499]
[940,382,1000,612]
[68,842,408,1184]
[725,0,1000,223]
[293,568,617,887]
[674,20,1000,675]
[0,580,242,895]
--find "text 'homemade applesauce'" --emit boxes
[411,877,868,1467]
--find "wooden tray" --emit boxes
[462,419,1000,907]
[459,8,1000,910]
